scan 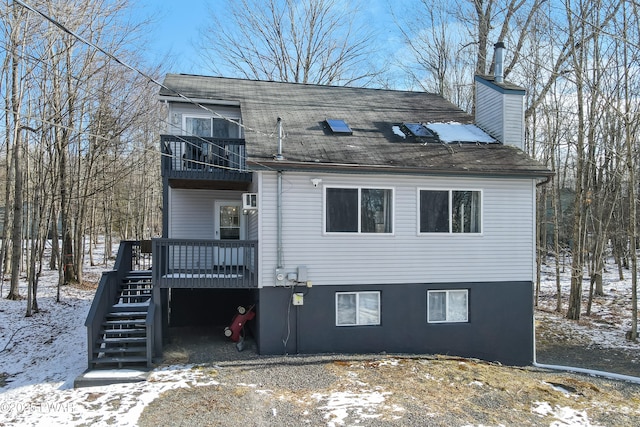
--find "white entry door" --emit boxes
[214,200,244,265]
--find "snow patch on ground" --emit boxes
[532,401,598,426]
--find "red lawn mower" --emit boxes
[224,305,255,351]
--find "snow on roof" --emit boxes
[425,122,497,144]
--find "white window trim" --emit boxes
[427,289,469,323]
[323,185,395,235]
[335,291,381,326]
[417,188,483,235]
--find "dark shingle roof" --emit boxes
[160,74,551,178]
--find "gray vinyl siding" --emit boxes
[168,188,244,238]
[247,177,260,241]
[475,80,524,150]
[503,94,525,148]
[258,171,535,287]
[476,82,504,142]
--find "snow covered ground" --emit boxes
[537,258,640,355]
[0,241,638,426]
[0,241,222,426]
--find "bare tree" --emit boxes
[622,0,638,341]
[0,0,163,307]
[198,0,382,85]
[392,0,475,109]
[4,1,34,300]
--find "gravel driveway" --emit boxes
[136,326,640,426]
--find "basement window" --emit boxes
[428,290,468,323]
[326,119,353,135]
[336,291,381,326]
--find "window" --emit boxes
[419,190,481,233]
[326,187,393,233]
[184,115,241,138]
[336,292,381,326]
[427,290,468,323]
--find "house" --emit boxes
[85,53,551,370]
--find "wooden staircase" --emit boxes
[90,271,153,369]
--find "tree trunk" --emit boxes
[7,37,24,300]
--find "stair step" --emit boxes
[103,329,147,336]
[103,319,146,326]
[98,337,146,344]
[95,346,147,354]
[127,270,152,275]
[91,356,148,364]
[117,301,150,306]
[106,311,147,319]
[123,278,151,283]
[118,292,151,298]
[119,288,152,294]
[111,302,150,312]
[123,278,152,284]
[120,286,151,291]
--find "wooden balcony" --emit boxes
[160,135,252,183]
[152,238,258,289]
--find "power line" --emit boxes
[0,102,251,173]
[13,0,279,140]
[7,0,289,175]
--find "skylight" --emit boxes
[404,123,435,138]
[326,119,353,135]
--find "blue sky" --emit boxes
[134,0,403,78]
[136,0,214,74]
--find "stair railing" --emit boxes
[145,300,155,367]
[84,241,145,368]
[85,270,119,368]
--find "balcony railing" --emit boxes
[152,238,258,288]
[160,135,251,181]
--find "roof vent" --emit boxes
[325,119,352,135]
[494,42,505,84]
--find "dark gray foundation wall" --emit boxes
[256,281,534,366]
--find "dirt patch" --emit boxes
[139,356,640,426]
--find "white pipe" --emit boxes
[494,42,505,83]
[276,117,284,269]
[276,117,284,160]
[277,171,283,269]
[532,361,640,384]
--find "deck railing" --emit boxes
[160,135,250,181]
[152,238,258,288]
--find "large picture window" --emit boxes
[336,292,381,326]
[419,190,481,233]
[427,290,468,323]
[326,187,393,233]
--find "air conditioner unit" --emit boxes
[242,193,258,210]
